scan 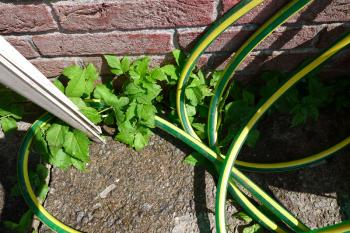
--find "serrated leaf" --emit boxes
[0,117,17,133]
[115,129,135,146]
[104,55,122,75]
[63,65,83,80]
[71,157,86,171]
[94,84,119,106]
[85,63,99,81]
[49,147,72,170]
[125,100,137,121]
[65,69,86,97]
[46,123,69,148]
[63,130,90,162]
[161,64,178,84]
[149,68,167,82]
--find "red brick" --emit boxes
[32,32,173,56]
[256,26,319,50]
[5,37,39,58]
[53,0,214,32]
[221,0,241,13]
[30,58,78,77]
[222,0,289,24]
[177,27,253,53]
[0,4,57,34]
[290,0,350,24]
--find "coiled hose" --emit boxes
[18,0,350,232]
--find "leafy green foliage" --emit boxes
[33,121,90,171]
[0,85,25,134]
[101,55,167,151]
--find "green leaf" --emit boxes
[80,107,102,124]
[71,157,86,171]
[53,79,65,93]
[149,68,167,82]
[161,64,178,84]
[94,84,120,107]
[63,130,90,162]
[65,69,86,97]
[233,211,253,223]
[121,57,131,73]
[33,128,50,160]
[63,65,83,80]
[210,70,223,87]
[183,152,211,167]
[172,49,186,66]
[46,123,69,148]
[134,132,148,151]
[125,100,137,121]
[115,126,135,146]
[104,55,123,75]
[49,147,72,170]
[0,117,17,133]
[243,224,263,233]
[85,64,99,81]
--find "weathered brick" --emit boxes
[221,0,240,14]
[0,4,57,34]
[53,0,214,32]
[256,26,319,50]
[290,0,350,24]
[5,37,39,58]
[177,27,253,53]
[30,58,78,77]
[32,32,173,56]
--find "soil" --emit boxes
[0,109,349,233]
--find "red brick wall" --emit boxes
[1,0,349,77]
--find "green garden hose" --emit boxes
[17,0,350,232]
